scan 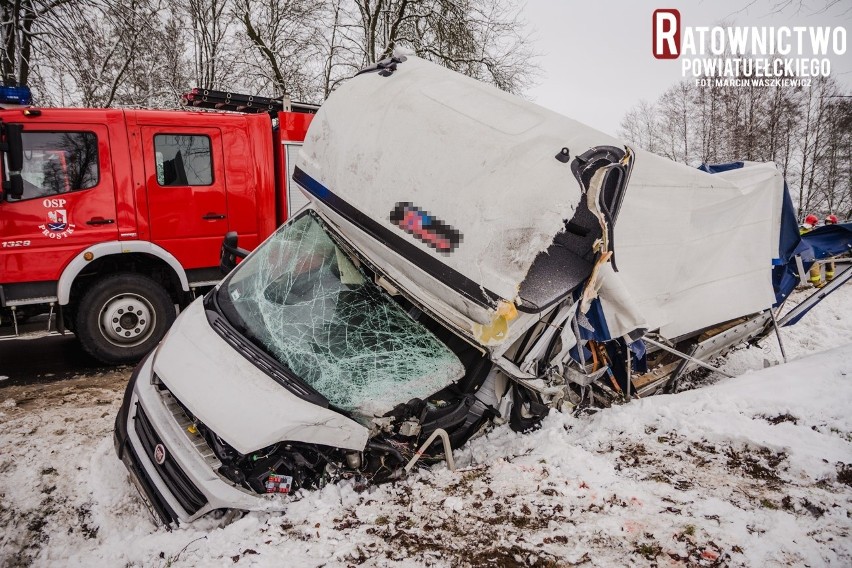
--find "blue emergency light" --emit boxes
[0,85,32,105]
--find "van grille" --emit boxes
[133,403,207,515]
[155,384,222,471]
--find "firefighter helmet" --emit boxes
[825,214,839,225]
[804,214,819,228]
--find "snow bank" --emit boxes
[1,287,850,567]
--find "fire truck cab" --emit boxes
[0,93,313,364]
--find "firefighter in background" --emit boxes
[799,214,819,234]
[824,214,839,281]
[800,214,824,287]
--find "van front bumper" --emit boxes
[114,350,285,525]
[114,352,182,525]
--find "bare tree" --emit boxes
[232,0,540,101]
[10,0,539,112]
[650,82,693,164]
[1,0,83,86]
[796,78,837,215]
[234,0,326,101]
[187,0,235,90]
[30,0,191,108]
[620,100,660,154]
[320,0,354,97]
[620,74,851,221]
[809,93,852,218]
[347,0,538,95]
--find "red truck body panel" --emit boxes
[0,106,312,296]
[276,112,314,224]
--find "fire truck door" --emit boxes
[0,124,118,286]
[141,127,227,269]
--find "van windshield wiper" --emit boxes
[203,290,330,408]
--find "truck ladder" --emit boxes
[181,88,319,115]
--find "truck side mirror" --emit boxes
[2,175,23,200]
[1,123,24,200]
[220,231,250,274]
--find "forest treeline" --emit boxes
[620,76,851,220]
[1,0,537,108]
[3,1,849,218]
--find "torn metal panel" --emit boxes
[667,311,772,387]
[593,263,648,340]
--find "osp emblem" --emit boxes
[46,209,68,231]
[38,201,76,239]
[153,443,167,465]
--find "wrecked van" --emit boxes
[114,56,850,525]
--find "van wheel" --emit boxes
[75,274,176,365]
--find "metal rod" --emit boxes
[11,306,18,336]
[644,337,735,379]
[572,316,586,370]
[794,255,808,286]
[777,265,851,327]
[625,341,632,401]
[46,302,54,333]
[769,308,788,364]
[404,428,455,474]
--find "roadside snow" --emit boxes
[0,286,850,567]
[726,284,852,373]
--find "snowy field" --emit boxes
[1,285,850,567]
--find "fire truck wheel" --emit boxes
[75,273,177,365]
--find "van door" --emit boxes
[0,124,117,295]
[140,127,227,270]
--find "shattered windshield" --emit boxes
[219,212,465,416]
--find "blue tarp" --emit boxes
[776,221,851,307]
[800,223,852,260]
[779,224,851,327]
[573,295,647,374]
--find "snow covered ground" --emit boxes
[1,284,850,567]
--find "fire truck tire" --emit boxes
[75,273,177,365]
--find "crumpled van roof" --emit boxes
[295,55,784,342]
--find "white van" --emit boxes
[114,56,834,525]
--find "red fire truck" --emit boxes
[0,88,315,364]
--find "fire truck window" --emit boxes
[14,132,99,200]
[154,134,212,186]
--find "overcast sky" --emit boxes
[523,0,852,137]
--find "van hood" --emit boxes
[152,299,369,454]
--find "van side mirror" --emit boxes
[1,123,24,200]
[220,231,250,274]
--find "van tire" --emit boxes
[75,273,176,365]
